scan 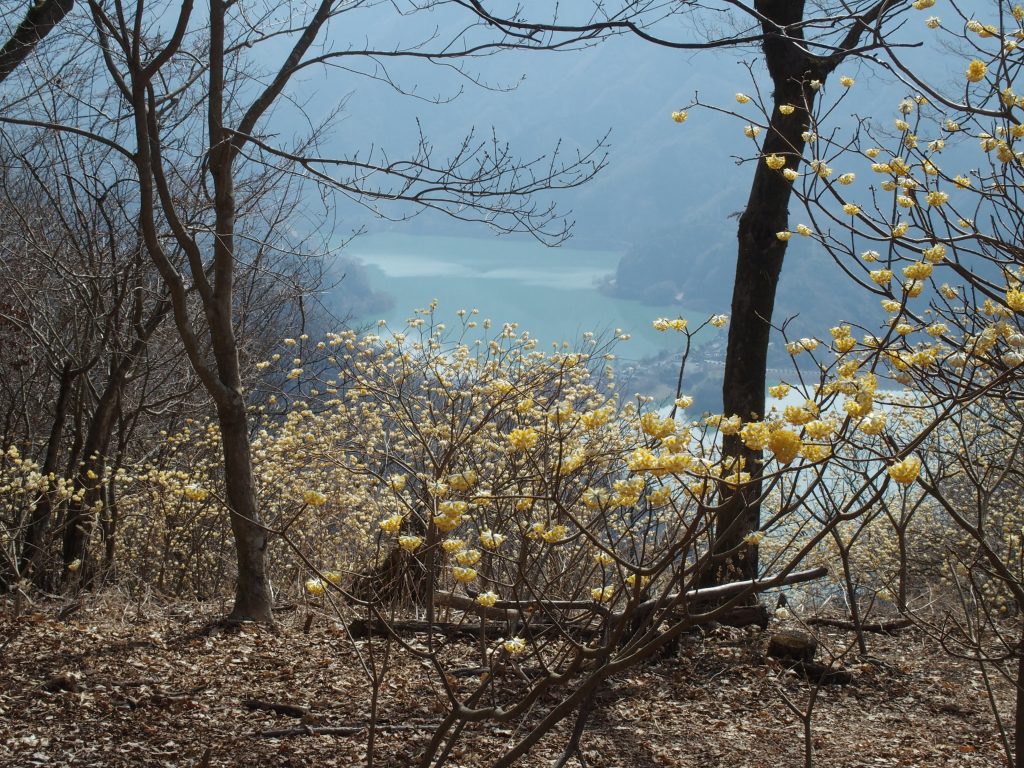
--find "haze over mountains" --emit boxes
[292,7,972,407]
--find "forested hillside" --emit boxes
[2,0,1024,766]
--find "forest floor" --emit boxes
[0,593,1013,768]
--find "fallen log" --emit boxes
[436,567,825,634]
[807,617,912,634]
[243,698,308,718]
[787,660,854,686]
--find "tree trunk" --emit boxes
[1016,625,1024,768]
[218,393,273,622]
[714,0,826,584]
[18,361,76,581]
[62,373,124,583]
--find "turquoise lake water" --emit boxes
[344,232,700,361]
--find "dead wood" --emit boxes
[716,604,770,629]
[807,617,913,634]
[243,698,309,718]
[787,660,854,686]
[259,723,436,738]
[39,672,81,692]
[768,631,818,662]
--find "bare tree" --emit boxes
[0,0,609,619]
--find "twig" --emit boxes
[260,723,435,738]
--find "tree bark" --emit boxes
[715,0,872,583]
[19,361,76,581]
[61,368,124,581]
[218,393,273,622]
[0,0,74,84]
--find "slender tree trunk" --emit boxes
[62,375,123,581]
[716,84,815,582]
[714,0,827,584]
[218,392,273,622]
[1016,626,1024,768]
[19,361,75,580]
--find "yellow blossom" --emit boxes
[776,231,792,241]
[740,421,771,450]
[303,489,327,506]
[888,456,922,485]
[502,637,527,655]
[625,573,651,589]
[768,429,801,464]
[1007,289,1024,311]
[640,412,676,439]
[380,514,404,534]
[183,485,208,502]
[476,591,498,608]
[305,578,326,596]
[671,110,688,123]
[593,550,615,566]
[803,419,835,439]
[507,427,539,451]
[800,443,832,462]
[765,154,786,170]
[455,548,482,565]
[452,566,478,584]
[653,317,688,332]
[779,104,795,115]
[399,535,423,552]
[858,412,886,435]
[784,400,818,426]
[541,524,568,543]
[870,269,893,286]
[922,244,946,263]
[591,586,615,602]
[479,530,506,550]
[448,470,478,491]
[903,262,933,280]
[735,93,751,104]
[839,75,855,87]
[966,59,988,83]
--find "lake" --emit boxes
[343,232,707,362]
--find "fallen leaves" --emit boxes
[0,596,1011,767]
